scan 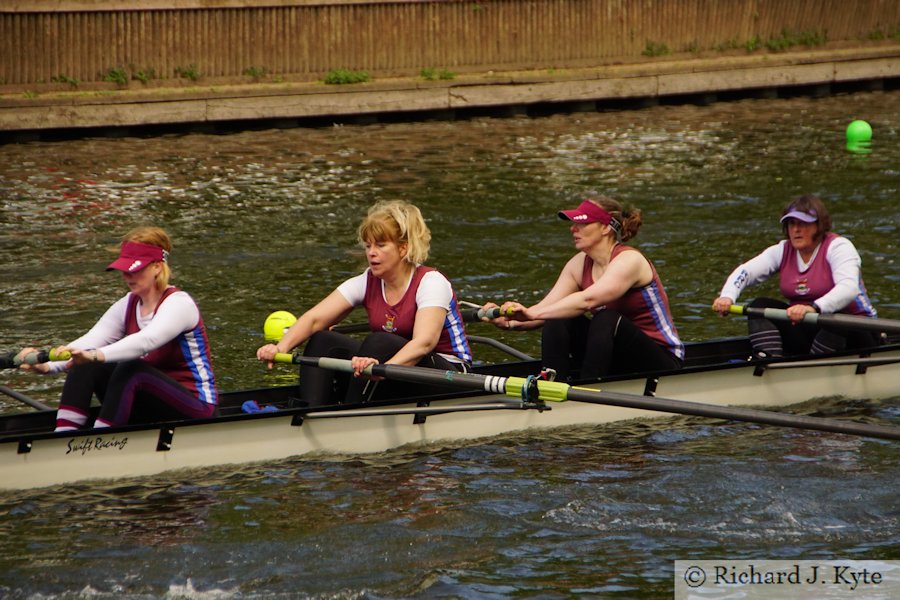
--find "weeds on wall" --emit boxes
[244,66,269,81]
[323,69,370,84]
[765,29,826,51]
[103,67,128,86]
[50,74,79,88]
[175,64,201,81]
[131,68,157,84]
[642,41,671,57]
[420,68,456,81]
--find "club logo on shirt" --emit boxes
[794,278,810,296]
[382,314,397,333]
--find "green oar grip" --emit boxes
[501,376,569,402]
[274,353,295,364]
[537,380,569,402]
[48,349,72,361]
[727,304,746,316]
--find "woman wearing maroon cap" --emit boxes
[17,226,218,431]
[712,194,878,358]
[482,192,683,381]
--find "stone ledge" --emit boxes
[1,44,898,133]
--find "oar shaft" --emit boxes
[565,388,900,441]
[817,312,900,335]
[729,304,900,335]
[0,384,52,411]
[275,354,900,441]
[478,307,515,320]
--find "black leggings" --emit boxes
[58,359,217,427]
[541,310,681,381]
[747,297,879,357]
[299,330,466,406]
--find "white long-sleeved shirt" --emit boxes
[47,289,200,374]
[718,237,864,314]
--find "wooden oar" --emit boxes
[729,304,900,335]
[274,354,900,441]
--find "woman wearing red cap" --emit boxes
[712,194,878,357]
[17,226,218,431]
[482,193,683,381]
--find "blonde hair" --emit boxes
[582,192,643,243]
[357,200,431,265]
[122,226,172,291]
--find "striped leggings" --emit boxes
[55,360,217,431]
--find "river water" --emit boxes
[0,90,898,597]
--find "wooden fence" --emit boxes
[2,0,898,88]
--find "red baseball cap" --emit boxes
[558,200,614,225]
[106,241,167,273]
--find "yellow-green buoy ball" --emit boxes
[845,119,872,144]
[264,311,297,342]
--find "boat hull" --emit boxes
[2,343,898,491]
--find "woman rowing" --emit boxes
[256,200,472,405]
[482,192,684,381]
[17,226,218,431]
[712,193,879,358]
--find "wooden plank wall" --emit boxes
[1,0,898,87]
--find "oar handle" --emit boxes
[474,306,515,320]
[1,349,72,369]
[274,353,380,376]
[29,349,72,364]
[274,352,300,365]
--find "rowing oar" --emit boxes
[729,304,900,335]
[273,354,900,441]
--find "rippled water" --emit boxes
[0,90,898,597]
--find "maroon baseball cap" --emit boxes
[558,200,614,225]
[106,241,167,273]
